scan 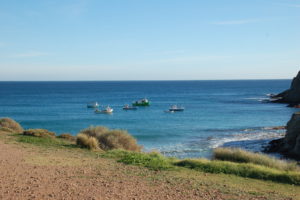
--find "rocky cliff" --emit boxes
[273,71,300,104]
[266,112,300,160]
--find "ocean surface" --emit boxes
[0,80,297,158]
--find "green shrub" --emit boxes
[23,129,56,138]
[57,133,76,141]
[213,148,299,171]
[175,159,300,185]
[76,133,99,150]
[79,126,142,152]
[0,118,23,133]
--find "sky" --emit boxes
[0,0,299,81]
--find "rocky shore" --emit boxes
[266,112,300,160]
[271,71,300,105]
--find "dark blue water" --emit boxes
[0,80,296,158]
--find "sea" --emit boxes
[0,80,297,158]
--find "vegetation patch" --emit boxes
[103,150,175,170]
[80,126,109,138]
[0,118,23,133]
[213,148,299,171]
[78,126,142,152]
[57,133,76,141]
[0,127,14,133]
[175,159,300,185]
[16,134,70,147]
[23,129,56,138]
[76,133,99,150]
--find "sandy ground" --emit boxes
[0,136,299,200]
[0,140,224,200]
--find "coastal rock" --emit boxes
[266,112,300,159]
[272,71,300,104]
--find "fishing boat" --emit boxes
[169,105,184,112]
[87,102,99,108]
[164,110,174,113]
[95,106,113,114]
[132,98,150,106]
[123,104,137,110]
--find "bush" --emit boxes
[79,126,142,152]
[57,133,76,141]
[23,129,56,138]
[80,126,109,138]
[175,159,300,185]
[76,133,99,150]
[213,148,299,171]
[0,118,23,133]
[98,130,142,151]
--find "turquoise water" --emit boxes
[0,80,296,158]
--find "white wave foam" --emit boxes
[209,130,285,150]
[243,97,270,101]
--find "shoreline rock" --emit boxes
[271,70,300,105]
[265,112,300,160]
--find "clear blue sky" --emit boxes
[0,0,299,80]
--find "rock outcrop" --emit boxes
[266,112,300,160]
[272,71,300,104]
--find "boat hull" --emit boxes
[123,107,137,110]
[132,102,150,106]
[95,111,113,114]
[169,108,184,112]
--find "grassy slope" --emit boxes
[1,132,300,200]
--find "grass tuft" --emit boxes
[97,130,142,151]
[0,127,14,133]
[57,133,76,141]
[76,133,99,150]
[80,126,109,138]
[23,129,56,138]
[0,118,23,133]
[78,126,142,152]
[213,148,299,171]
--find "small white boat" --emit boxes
[169,105,184,112]
[123,104,137,110]
[87,102,99,108]
[95,106,113,114]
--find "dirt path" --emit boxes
[0,140,220,200]
[1,137,299,200]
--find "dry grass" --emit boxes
[79,126,142,152]
[213,148,299,171]
[80,126,109,138]
[76,133,99,150]
[0,118,23,133]
[57,133,76,141]
[0,127,14,133]
[98,130,142,151]
[23,129,56,138]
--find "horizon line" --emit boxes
[0,78,292,82]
